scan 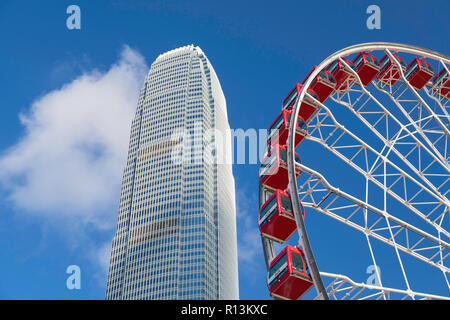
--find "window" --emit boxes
[278,147,300,166]
[282,88,298,110]
[327,72,336,84]
[379,55,390,74]
[433,69,448,87]
[354,54,363,69]
[268,114,285,141]
[260,152,277,177]
[259,196,277,227]
[268,253,288,288]
[405,60,418,79]
[279,147,287,164]
[307,90,319,102]
[280,193,292,213]
[319,70,327,81]
[367,54,379,66]
[291,252,307,274]
[422,61,433,73]
[285,112,306,131]
[327,61,338,74]
[297,118,307,131]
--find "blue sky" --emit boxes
[0,0,449,299]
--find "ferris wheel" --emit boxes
[258,42,450,300]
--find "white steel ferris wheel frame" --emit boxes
[260,42,450,300]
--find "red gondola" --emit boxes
[326,58,356,92]
[258,190,304,243]
[267,245,313,300]
[281,83,320,121]
[352,51,380,86]
[268,109,307,148]
[376,53,407,86]
[405,57,434,91]
[302,67,336,103]
[432,68,449,99]
[259,144,302,191]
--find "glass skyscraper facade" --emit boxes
[105,45,239,300]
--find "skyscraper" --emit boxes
[105,45,239,300]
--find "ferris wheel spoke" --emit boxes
[431,60,450,108]
[383,91,449,163]
[337,57,450,169]
[296,164,450,272]
[304,104,449,236]
[318,272,450,300]
[329,82,450,200]
[423,86,450,120]
[382,50,449,161]
[386,50,450,122]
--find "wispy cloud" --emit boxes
[0,46,148,278]
[235,181,266,283]
[0,45,148,230]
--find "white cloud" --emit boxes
[235,183,266,280]
[88,240,114,286]
[0,45,148,230]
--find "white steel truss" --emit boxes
[304,98,449,236]
[280,42,450,300]
[318,272,450,300]
[296,163,450,273]
[259,43,450,300]
[332,58,450,199]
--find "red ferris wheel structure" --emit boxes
[258,42,450,300]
